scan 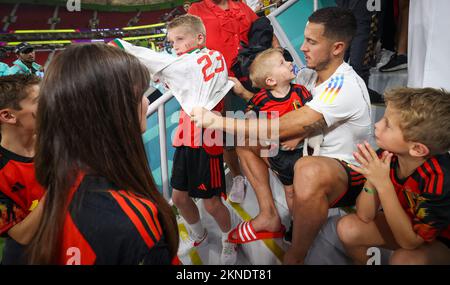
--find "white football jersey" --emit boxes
[116,39,234,114]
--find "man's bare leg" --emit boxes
[224,148,243,177]
[283,185,294,215]
[235,146,282,233]
[284,156,349,264]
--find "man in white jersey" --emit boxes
[191,7,372,264]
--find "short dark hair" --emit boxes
[308,7,357,46]
[0,74,40,110]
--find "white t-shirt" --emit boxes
[303,62,372,165]
[116,39,234,114]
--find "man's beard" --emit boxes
[312,56,331,72]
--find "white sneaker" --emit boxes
[228,175,246,204]
[220,239,238,265]
[177,229,208,256]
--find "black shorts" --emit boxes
[331,159,366,207]
[170,146,226,199]
[268,148,303,186]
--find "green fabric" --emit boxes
[0,62,9,76]
[112,39,125,50]
[5,59,42,76]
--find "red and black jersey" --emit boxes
[60,173,173,265]
[173,100,224,156]
[0,146,45,236]
[387,152,450,242]
[245,84,312,118]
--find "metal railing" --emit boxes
[145,89,174,200]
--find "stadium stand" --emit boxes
[8,4,54,30]
[97,11,138,28]
[57,6,94,29]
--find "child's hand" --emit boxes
[190,107,223,129]
[348,141,393,190]
[281,137,302,151]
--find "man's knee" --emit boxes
[293,157,346,201]
[294,157,327,181]
[337,215,364,246]
[293,158,330,197]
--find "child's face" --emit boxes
[11,84,40,133]
[167,26,203,56]
[267,52,296,87]
[374,104,410,154]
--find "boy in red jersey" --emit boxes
[338,87,450,264]
[0,74,45,263]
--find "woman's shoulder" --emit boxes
[72,176,162,239]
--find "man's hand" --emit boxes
[348,142,393,191]
[190,107,224,129]
[229,77,254,101]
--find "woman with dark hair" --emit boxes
[27,44,179,265]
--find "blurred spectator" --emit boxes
[336,0,378,85]
[379,0,409,72]
[5,43,43,77]
[183,1,191,12]
[243,0,263,12]
[0,48,8,76]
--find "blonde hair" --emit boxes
[249,48,284,89]
[384,87,450,155]
[167,14,206,38]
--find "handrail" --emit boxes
[146,89,173,117]
[146,89,174,201]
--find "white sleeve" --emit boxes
[306,76,359,127]
[115,39,176,75]
[161,50,234,114]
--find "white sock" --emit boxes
[188,220,205,239]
